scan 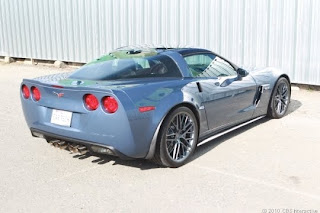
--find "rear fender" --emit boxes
[144,85,207,159]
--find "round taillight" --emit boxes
[102,96,118,113]
[31,86,41,101]
[84,94,99,110]
[22,85,30,99]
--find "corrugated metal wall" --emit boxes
[0,0,319,85]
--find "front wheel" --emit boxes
[152,107,199,167]
[267,77,291,119]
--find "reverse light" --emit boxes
[139,106,155,113]
[22,85,30,99]
[102,96,118,113]
[84,94,99,110]
[91,145,115,155]
[31,86,41,101]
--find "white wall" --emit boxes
[0,0,319,85]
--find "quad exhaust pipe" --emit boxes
[48,140,60,147]
[48,139,88,154]
[77,146,88,154]
[46,138,115,156]
[58,141,68,149]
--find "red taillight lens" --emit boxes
[139,106,155,113]
[102,96,118,113]
[22,85,30,99]
[84,94,99,110]
[52,85,64,88]
[31,86,41,101]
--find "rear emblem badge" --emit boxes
[53,91,64,98]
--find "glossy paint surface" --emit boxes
[20,48,289,158]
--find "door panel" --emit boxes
[200,75,257,130]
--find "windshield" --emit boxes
[70,54,182,80]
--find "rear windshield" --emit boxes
[70,54,182,80]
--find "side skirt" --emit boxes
[197,115,266,147]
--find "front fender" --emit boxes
[247,67,290,116]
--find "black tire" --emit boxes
[152,107,199,168]
[267,77,291,119]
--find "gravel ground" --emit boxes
[0,62,320,212]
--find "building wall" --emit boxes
[0,0,319,85]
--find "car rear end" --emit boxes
[20,79,151,159]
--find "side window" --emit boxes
[184,53,237,78]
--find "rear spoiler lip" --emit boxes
[21,78,115,94]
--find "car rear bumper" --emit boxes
[30,128,132,159]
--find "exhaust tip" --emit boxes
[68,145,79,153]
[58,141,67,149]
[78,146,88,154]
[48,139,60,147]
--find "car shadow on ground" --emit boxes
[71,151,159,170]
[71,99,302,170]
[190,99,302,163]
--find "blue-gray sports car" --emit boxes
[20,47,291,167]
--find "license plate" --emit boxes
[51,109,73,127]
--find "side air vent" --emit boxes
[254,86,263,106]
[196,82,203,93]
[255,84,271,107]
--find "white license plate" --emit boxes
[51,109,73,127]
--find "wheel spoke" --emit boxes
[166,133,175,137]
[180,141,189,149]
[172,143,178,158]
[182,123,193,135]
[282,88,288,96]
[168,126,175,133]
[276,100,281,113]
[180,115,185,130]
[277,86,282,95]
[166,138,176,143]
[168,142,175,154]
[282,85,287,93]
[165,112,196,162]
[281,101,285,113]
[182,115,189,130]
[180,139,191,149]
[180,143,186,157]
[175,143,181,160]
[184,137,194,141]
[180,114,185,129]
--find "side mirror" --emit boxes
[237,68,248,77]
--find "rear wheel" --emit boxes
[152,107,198,167]
[267,77,291,119]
